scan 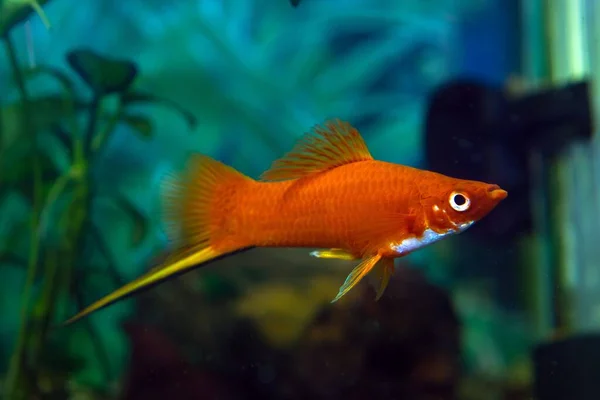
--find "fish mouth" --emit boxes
[487,184,508,200]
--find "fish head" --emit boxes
[421,177,508,234]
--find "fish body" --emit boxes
[218,161,483,256]
[64,120,507,325]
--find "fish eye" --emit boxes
[449,191,470,212]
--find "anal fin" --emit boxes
[331,254,382,303]
[374,258,395,301]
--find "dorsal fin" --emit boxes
[260,119,373,181]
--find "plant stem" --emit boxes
[28,247,59,363]
[89,224,125,287]
[73,284,112,382]
[91,105,123,152]
[36,168,75,239]
[30,1,52,30]
[84,96,101,157]
[3,33,43,400]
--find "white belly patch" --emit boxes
[391,221,473,255]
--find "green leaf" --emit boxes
[0,0,52,37]
[66,48,138,96]
[113,194,148,247]
[48,126,73,155]
[26,95,81,129]
[1,150,62,201]
[121,90,198,130]
[0,251,26,268]
[1,95,83,150]
[0,95,82,177]
[23,65,77,97]
[22,66,82,147]
[37,332,87,379]
[0,238,27,268]
[120,114,153,139]
[0,224,28,269]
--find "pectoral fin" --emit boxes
[310,248,357,260]
[331,254,382,303]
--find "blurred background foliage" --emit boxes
[0,0,533,399]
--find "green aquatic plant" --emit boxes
[0,0,52,36]
[0,14,196,399]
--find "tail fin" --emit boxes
[63,155,253,326]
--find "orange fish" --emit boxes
[64,119,507,325]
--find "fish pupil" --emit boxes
[453,194,466,205]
